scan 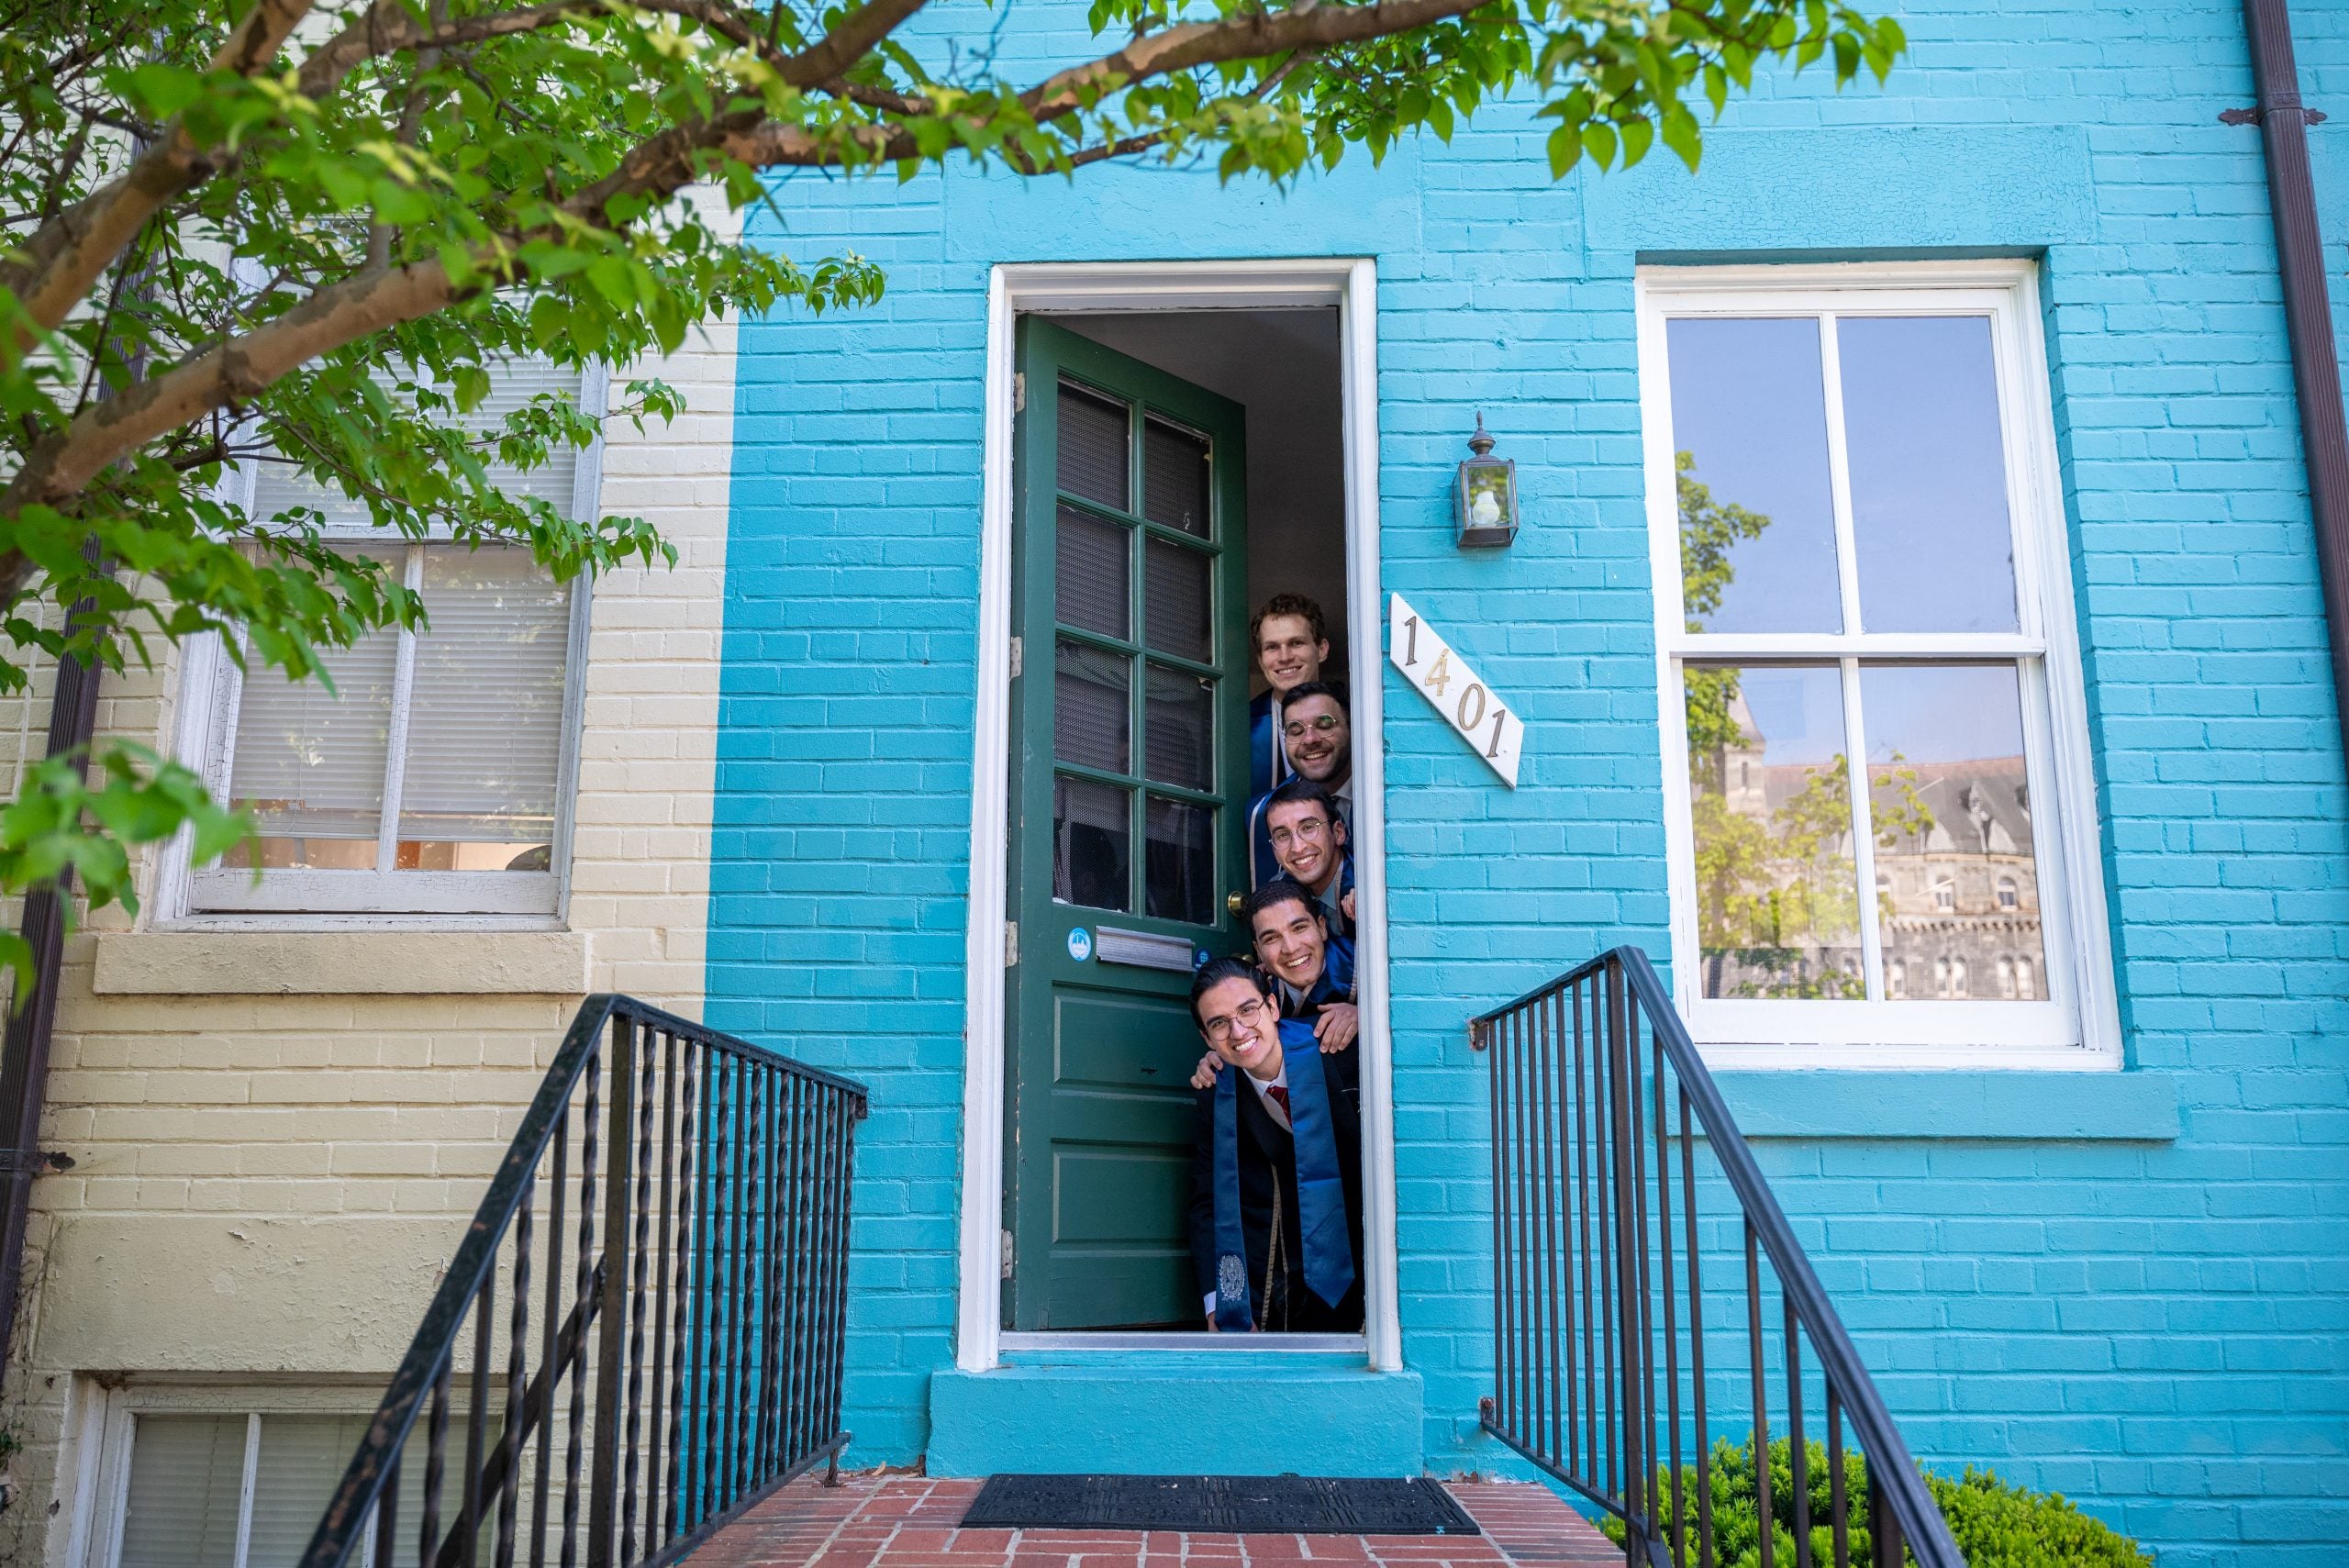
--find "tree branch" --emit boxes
[0,0,1504,606]
[1,0,317,344]
[1019,0,1489,120]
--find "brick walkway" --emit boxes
[686,1475,1621,1568]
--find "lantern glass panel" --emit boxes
[1463,462,1513,530]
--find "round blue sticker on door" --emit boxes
[1067,928,1093,962]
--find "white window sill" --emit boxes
[92,929,587,996]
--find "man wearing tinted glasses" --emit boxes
[1185,953,1365,1334]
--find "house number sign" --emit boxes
[1387,592,1523,787]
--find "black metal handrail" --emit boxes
[1473,948,1963,1568]
[297,995,869,1568]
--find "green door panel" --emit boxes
[1053,989,1201,1088]
[1054,1146,1195,1242]
[1006,319,1251,1330]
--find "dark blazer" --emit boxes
[1186,1044,1365,1333]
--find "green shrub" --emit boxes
[1596,1434,2151,1568]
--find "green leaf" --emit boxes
[1546,123,1583,179]
[125,62,205,117]
[1619,116,1654,168]
[1581,120,1619,170]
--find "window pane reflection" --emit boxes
[1667,317,1842,634]
[1144,795,1215,925]
[1862,663,2044,1000]
[1840,317,2020,633]
[1143,663,1213,791]
[1142,417,1211,537]
[1686,663,1863,998]
[1057,382,1130,510]
[1144,537,1212,662]
[1053,640,1130,773]
[1056,506,1130,639]
[1053,774,1130,911]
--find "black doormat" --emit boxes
[960,1474,1482,1535]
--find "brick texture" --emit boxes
[0,301,749,1565]
[710,3,2349,1564]
[684,1475,1616,1568]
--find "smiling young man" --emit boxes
[1250,679,1353,886]
[1191,878,1357,1094]
[1263,778,1354,941]
[1247,594,1331,799]
[1247,598,1348,887]
[1185,955,1365,1334]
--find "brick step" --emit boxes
[687,1474,1621,1568]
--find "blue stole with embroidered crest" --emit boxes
[1211,1018,1357,1329]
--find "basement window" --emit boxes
[77,1385,498,1568]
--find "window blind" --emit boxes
[397,548,571,846]
[247,360,586,529]
[117,1414,243,1568]
[111,1406,495,1568]
[225,607,398,843]
[244,1414,373,1568]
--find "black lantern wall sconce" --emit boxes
[1454,413,1519,549]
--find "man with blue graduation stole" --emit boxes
[1185,954,1365,1333]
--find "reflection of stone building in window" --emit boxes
[1704,733,2042,1000]
[1872,755,2041,998]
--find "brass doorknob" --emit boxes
[1226,892,1244,917]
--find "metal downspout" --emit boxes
[2241,0,2349,772]
[0,606,104,1381]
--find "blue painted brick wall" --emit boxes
[708,2,2349,1561]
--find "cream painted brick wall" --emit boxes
[0,284,744,1562]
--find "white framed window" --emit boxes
[1638,262,2118,1067]
[70,1382,499,1568]
[168,363,599,921]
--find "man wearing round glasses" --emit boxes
[1263,777,1354,941]
[1190,877,1357,1094]
[1184,954,1365,1334]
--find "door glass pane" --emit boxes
[1058,381,1130,511]
[1055,506,1130,640]
[398,547,569,872]
[1685,663,1863,998]
[1145,795,1215,925]
[1053,640,1130,773]
[1840,317,2020,633]
[1144,664,1214,791]
[225,552,401,871]
[118,1414,243,1568]
[1666,317,1842,634]
[1143,537,1211,662]
[1142,417,1211,537]
[1861,663,2043,999]
[1054,774,1130,911]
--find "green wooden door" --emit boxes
[1005,320,1252,1330]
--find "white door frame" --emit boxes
[957,259,1397,1372]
